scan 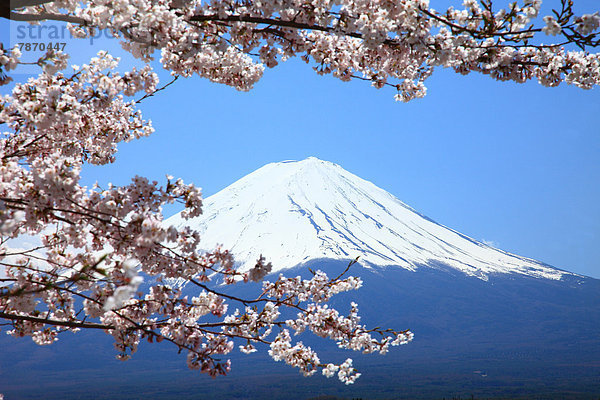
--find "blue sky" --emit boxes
[2,5,599,279]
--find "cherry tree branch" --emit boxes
[8,11,86,24]
[0,311,112,329]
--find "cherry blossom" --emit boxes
[3,0,599,99]
[543,15,563,35]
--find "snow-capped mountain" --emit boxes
[166,157,568,280]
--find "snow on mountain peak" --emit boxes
[165,157,569,280]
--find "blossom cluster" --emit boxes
[0,45,21,86]
[7,0,600,101]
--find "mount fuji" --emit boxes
[160,156,599,398]
[166,156,568,281]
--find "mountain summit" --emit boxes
[166,157,568,280]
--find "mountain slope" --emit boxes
[166,157,569,280]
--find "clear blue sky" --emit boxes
[2,2,599,279]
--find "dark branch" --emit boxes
[0,311,113,330]
[8,11,86,24]
[190,14,363,39]
[135,76,179,104]
[12,0,56,9]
